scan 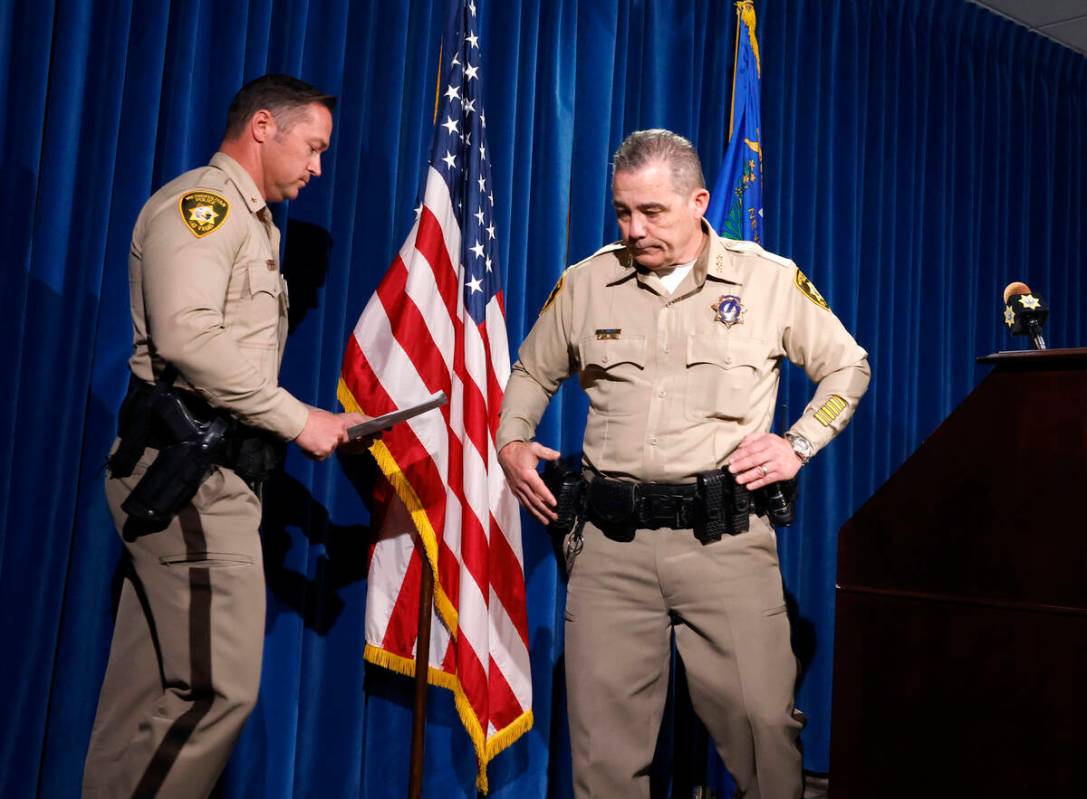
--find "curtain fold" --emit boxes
[1,1,1084,796]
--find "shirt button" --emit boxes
[649,436,657,446]
[602,356,609,364]
[724,356,734,365]
[657,390,666,398]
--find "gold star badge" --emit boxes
[1019,294,1041,310]
[712,294,745,327]
[189,205,218,226]
[1004,306,1016,327]
[179,191,230,238]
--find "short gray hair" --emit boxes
[612,129,706,194]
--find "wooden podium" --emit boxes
[830,349,1087,797]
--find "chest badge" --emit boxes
[712,295,745,328]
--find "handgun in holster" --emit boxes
[121,391,230,536]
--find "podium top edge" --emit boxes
[977,347,1087,364]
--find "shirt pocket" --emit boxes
[247,260,282,300]
[684,335,770,421]
[236,260,283,346]
[577,335,648,417]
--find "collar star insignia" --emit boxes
[1003,305,1016,327]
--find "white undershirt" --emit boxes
[656,259,696,294]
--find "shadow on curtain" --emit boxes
[0,1,1083,797]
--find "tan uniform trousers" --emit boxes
[83,448,265,799]
[564,515,804,799]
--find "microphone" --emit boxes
[1002,281,1048,350]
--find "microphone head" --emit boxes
[1003,281,1032,303]
[1003,286,1048,336]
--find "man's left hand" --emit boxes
[727,432,802,490]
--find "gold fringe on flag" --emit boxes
[340,378,534,792]
[729,0,762,141]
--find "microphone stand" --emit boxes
[1026,319,1047,351]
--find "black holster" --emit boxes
[541,459,587,539]
[121,415,229,533]
[109,371,286,537]
[755,477,798,528]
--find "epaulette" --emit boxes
[719,237,795,269]
[539,243,627,315]
[588,241,626,258]
[569,240,625,267]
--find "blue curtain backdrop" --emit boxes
[1,1,1085,796]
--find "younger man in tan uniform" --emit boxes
[83,75,367,798]
[498,130,870,798]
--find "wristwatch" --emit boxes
[785,432,814,466]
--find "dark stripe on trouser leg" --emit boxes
[133,506,215,797]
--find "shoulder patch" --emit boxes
[539,274,565,316]
[795,268,830,310]
[179,191,230,238]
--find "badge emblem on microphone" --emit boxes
[1002,281,1048,350]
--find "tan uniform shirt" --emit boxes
[127,152,309,440]
[498,224,871,483]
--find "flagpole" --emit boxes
[346,2,534,791]
[406,36,447,799]
[408,562,435,799]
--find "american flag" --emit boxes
[338,0,532,791]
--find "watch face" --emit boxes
[790,435,813,461]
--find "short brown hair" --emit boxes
[224,74,336,139]
[612,129,706,194]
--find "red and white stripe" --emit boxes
[340,167,531,788]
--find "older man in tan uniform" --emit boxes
[498,130,870,798]
[83,75,366,798]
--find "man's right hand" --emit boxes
[294,409,364,460]
[498,440,561,525]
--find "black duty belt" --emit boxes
[114,376,285,481]
[588,478,708,531]
[585,471,759,543]
[108,373,287,539]
[543,461,797,549]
